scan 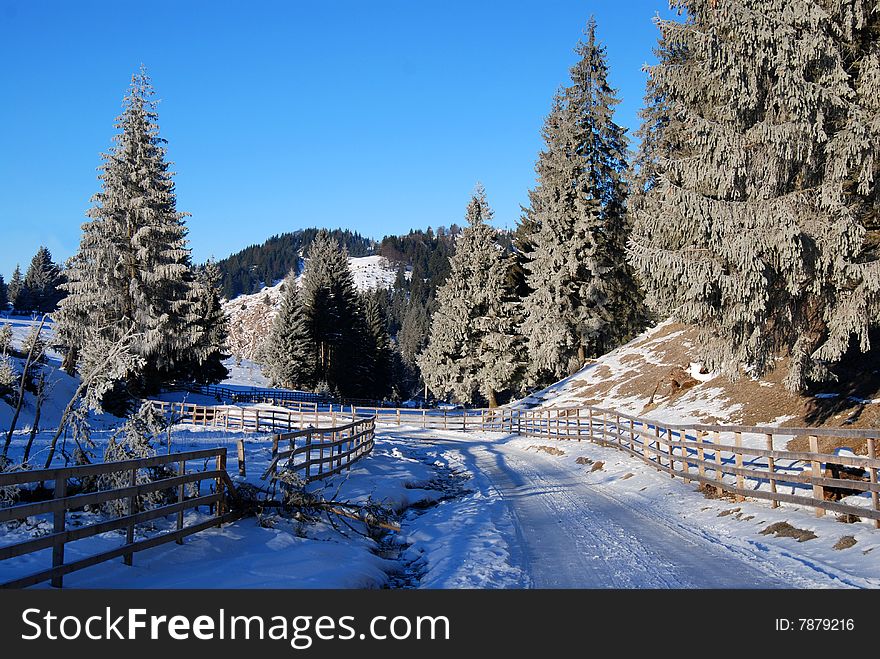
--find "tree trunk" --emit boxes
[22,377,45,465]
[488,389,499,409]
[62,345,78,376]
[3,317,46,457]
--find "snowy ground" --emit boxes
[0,425,526,589]
[3,420,878,589]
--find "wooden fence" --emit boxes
[262,416,376,484]
[0,448,239,589]
[149,400,320,432]
[351,406,510,431]
[186,384,325,404]
[507,405,880,527]
[145,398,880,527]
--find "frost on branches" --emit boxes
[520,18,647,387]
[418,185,522,407]
[56,68,226,400]
[629,1,880,391]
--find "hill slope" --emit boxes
[223,255,405,361]
[518,320,880,442]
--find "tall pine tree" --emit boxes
[8,265,25,314]
[628,1,880,391]
[300,231,373,398]
[520,18,646,386]
[364,290,394,400]
[0,275,7,312]
[418,185,522,407]
[22,246,63,313]
[57,68,220,402]
[262,272,316,389]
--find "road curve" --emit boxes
[425,435,795,588]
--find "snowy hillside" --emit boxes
[517,320,880,434]
[223,255,406,362]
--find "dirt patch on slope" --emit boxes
[550,321,880,452]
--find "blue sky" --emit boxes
[0,0,677,276]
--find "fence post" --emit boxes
[867,438,879,529]
[766,433,778,508]
[305,433,313,481]
[397,408,401,426]
[216,451,226,526]
[710,430,723,493]
[124,467,137,565]
[517,409,522,435]
[50,475,67,588]
[271,434,280,481]
[176,459,185,544]
[808,435,825,517]
[423,408,427,429]
[696,430,706,480]
[680,430,690,483]
[588,409,594,442]
[237,439,246,477]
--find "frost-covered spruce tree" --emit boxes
[300,231,372,397]
[56,68,211,400]
[418,185,522,407]
[521,18,647,386]
[0,275,7,311]
[7,265,25,314]
[628,1,880,391]
[262,273,316,389]
[22,246,63,313]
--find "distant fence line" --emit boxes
[179,384,386,408]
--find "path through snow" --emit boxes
[416,433,874,588]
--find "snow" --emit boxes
[0,424,526,589]
[221,357,271,388]
[5,415,879,588]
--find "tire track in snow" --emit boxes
[422,435,796,588]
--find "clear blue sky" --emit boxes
[0,0,676,277]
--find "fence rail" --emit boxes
[262,416,376,484]
[0,448,239,589]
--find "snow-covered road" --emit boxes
[417,434,873,589]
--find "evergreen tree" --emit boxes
[183,261,229,384]
[0,274,7,312]
[521,18,646,386]
[22,246,63,313]
[300,231,373,398]
[262,273,316,389]
[628,1,880,391]
[7,265,25,314]
[418,185,522,407]
[364,290,394,400]
[56,68,213,402]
